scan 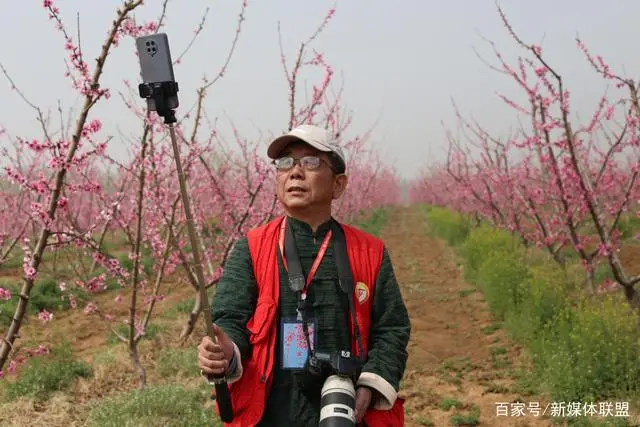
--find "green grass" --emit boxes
[0,277,90,327]
[423,205,473,247]
[155,347,201,378]
[424,205,640,410]
[164,296,196,318]
[0,343,92,402]
[354,207,391,237]
[614,214,640,241]
[449,403,480,426]
[439,397,464,410]
[106,323,168,346]
[84,383,220,427]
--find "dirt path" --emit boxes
[381,206,549,427]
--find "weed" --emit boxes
[1,344,92,402]
[84,383,219,427]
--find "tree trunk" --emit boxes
[179,291,202,342]
[128,124,149,386]
[129,344,146,389]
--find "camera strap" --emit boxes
[278,217,333,301]
[277,216,365,363]
[331,221,366,363]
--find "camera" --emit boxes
[298,350,362,426]
[309,350,361,377]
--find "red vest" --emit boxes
[214,216,405,426]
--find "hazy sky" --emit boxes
[1,0,638,180]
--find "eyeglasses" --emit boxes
[272,155,333,172]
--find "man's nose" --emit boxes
[289,162,305,178]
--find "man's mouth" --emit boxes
[287,186,306,193]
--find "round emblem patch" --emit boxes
[355,282,369,304]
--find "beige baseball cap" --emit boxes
[267,124,346,171]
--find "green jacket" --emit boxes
[211,216,410,427]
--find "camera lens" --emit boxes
[319,375,355,427]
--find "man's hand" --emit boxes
[198,323,235,376]
[354,386,373,424]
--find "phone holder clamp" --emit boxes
[138,81,179,124]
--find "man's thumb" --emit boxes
[212,323,226,341]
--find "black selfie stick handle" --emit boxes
[138,81,234,423]
[212,377,234,422]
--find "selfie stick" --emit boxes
[136,34,234,423]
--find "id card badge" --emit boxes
[280,315,316,371]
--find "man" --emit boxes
[197,124,411,426]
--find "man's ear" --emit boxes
[332,174,348,199]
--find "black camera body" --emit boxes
[309,350,362,378]
[298,349,363,402]
[308,351,362,426]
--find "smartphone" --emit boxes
[135,33,178,111]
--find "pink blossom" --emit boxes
[83,274,107,293]
[34,345,50,355]
[57,197,68,209]
[38,310,54,323]
[23,266,37,281]
[84,302,97,314]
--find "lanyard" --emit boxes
[278,217,332,299]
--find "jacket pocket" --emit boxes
[247,296,276,344]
